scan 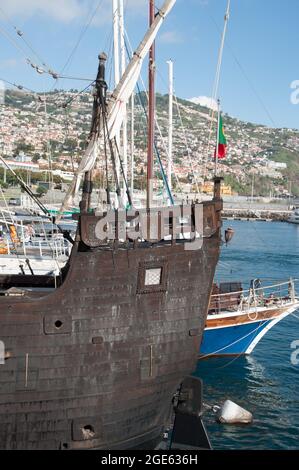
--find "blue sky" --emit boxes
[0,0,298,129]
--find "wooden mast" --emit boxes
[147,0,155,210]
[80,53,107,214]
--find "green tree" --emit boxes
[36,186,47,197]
[14,139,35,156]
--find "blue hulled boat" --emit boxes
[200,279,299,357]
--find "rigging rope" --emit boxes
[155,67,197,194]
[199,319,268,360]
[0,77,37,95]
[0,156,74,244]
[203,0,231,177]
[173,94,200,194]
[0,186,21,259]
[0,4,100,83]
[0,23,58,80]
[96,71,123,208]
[42,95,54,201]
[0,22,94,82]
[124,31,174,203]
[56,0,106,80]
[114,138,132,207]
[206,9,276,128]
[134,84,174,205]
[0,5,51,69]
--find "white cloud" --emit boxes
[0,0,154,24]
[159,30,183,44]
[90,0,148,27]
[0,0,84,23]
[188,96,218,111]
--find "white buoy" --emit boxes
[216,400,253,424]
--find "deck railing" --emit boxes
[209,279,299,315]
[1,235,69,259]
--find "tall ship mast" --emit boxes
[0,0,222,449]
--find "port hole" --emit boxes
[82,425,95,440]
[55,320,63,329]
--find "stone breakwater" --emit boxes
[222,208,291,222]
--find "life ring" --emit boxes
[247,309,258,321]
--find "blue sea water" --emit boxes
[196,220,299,449]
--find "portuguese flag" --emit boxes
[215,114,227,159]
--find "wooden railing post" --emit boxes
[213,176,223,200]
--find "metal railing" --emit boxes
[1,234,70,259]
[209,279,299,315]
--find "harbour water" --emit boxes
[197,220,299,449]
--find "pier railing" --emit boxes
[208,279,299,315]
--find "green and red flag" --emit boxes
[215,114,227,159]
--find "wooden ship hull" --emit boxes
[0,202,222,449]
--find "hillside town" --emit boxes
[0,89,298,197]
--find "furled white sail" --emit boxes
[57,0,176,219]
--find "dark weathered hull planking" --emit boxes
[0,202,221,450]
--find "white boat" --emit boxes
[288,207,299,224]
[0,214,73,275]
[0,255,65,276]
